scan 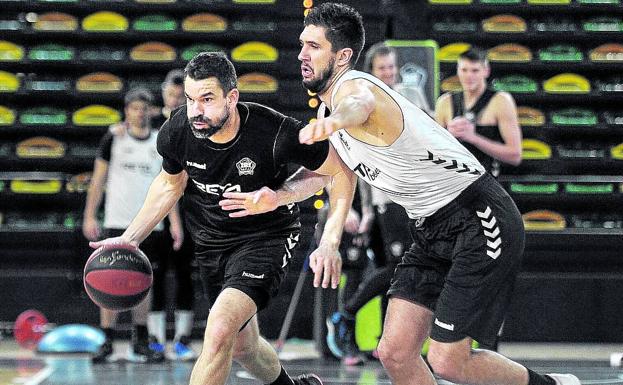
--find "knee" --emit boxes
[231,341,257,362]
[202,322,237,357]
[426,346,465,382]
[377,336,414,373]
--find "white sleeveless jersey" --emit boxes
[326,70,484,219]
[104,130,164,230]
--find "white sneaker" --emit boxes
[547,373,581,385]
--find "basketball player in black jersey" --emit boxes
[435,48,522,177]
[220,4,580,385]
[90,52,357,385]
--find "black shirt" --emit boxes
[157,102,329,248]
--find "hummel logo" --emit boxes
[242,271,264,279]
[186,161,206,170]
[434,318,455,331]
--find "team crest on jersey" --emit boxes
[236,157,256,176]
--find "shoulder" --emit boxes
[436,92,453,107]
[490,91,517,109]
[243,102,288,122]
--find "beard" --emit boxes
[302,57,335,93]
[189,105,230,139]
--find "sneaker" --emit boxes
[293,373,323,385]
[92,339,113,364]
[325,311,357,359]
[148,335,165,355]
[127,340,165,363]
[172,335,197,361]
[547,374,581,385]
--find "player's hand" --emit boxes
[88,236,138,250]
[447,117,475,141]
[308,243,342,289]
[82,216,101,241]
[299,117,341,144]
[220,187,279,217]
[344,208,360,234]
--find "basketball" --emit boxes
[83,244,153,311]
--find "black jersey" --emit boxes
[157,102,329,248]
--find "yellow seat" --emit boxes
[438,42,471,63]
[182,13,227,32]
[0,40,24,61]
[72,105,121,126]
[82,11,128,32]
[130,41,176,62]
[522,139,552,159]
[33,12,78,31]
[10,179,62,194]
[238,73,278,93]
[231,41,278,63]
[0,105,16,125]
[16,137,66,159]
[482,14,527,33]
[76,72,123,93]
[610,143,623,159]
[543,73,591,94]
[522,210,566,231]
[0,71,20,92]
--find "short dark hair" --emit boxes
[124,87,154,106]
[459,48,488,64]
[363,42,396,73]
[183,51,237,94]
[162,69,184,88]
[304,2,365,67]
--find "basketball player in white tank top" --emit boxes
[221,4,580,385]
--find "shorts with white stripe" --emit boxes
[387,173,525,347]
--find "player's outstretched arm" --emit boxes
[89,169,187,249]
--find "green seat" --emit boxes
[510,183,559,194]
[28,44,74,61]
[480,0,520,3]
[19,107,67,125]
[564,183,614,194]
[551,108,598,126]
[528,0,570,3]
[492,75,538,93]
[583,17,623,32]
[182,43,225,61]
[539,45,583,62]
[133,14,177,31]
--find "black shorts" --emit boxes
[195,232,300,312]
[387,173,525,347]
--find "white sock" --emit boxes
[174,310,194,341]
[147,311,166,344]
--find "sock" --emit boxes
[102,327,115,342]
[267,366,295,385]
[148,311,166,344]
[527,369,556,385]
[174,310,194,342]
[133,324,149,344]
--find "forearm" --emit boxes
[167,202,183,230]
[84,184,104,220]
[275,167,330,206]
[122,173,185,244]
[467,134,522,166]
[318,170,357,250]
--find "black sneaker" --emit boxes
[293,373,323,385]
[128,340,165,363]
[326,311,356,359]
[92,339,113,364]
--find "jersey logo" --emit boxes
[354,162,381,181]
[338,132,350,150]
[419,151,481,175]
[236,157,256,176]
[191,179,241,196]
[186,160,206,170]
